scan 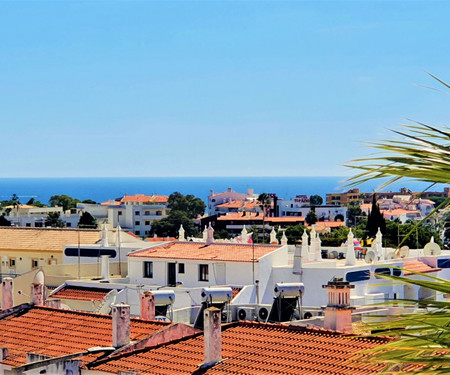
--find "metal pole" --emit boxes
[77,227,81,280]
[252,236,255,284]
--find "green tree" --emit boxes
[309,194,323,206]
[305,210,318,225]
[348,201,363,226]
[276,225,306,245]
[150,210,196,238]
[0,215,11,226]
[167,192,205,219]
[26,197,46,207]
[49,195,81,211]
[82,199,97,204]
[214,229,231,240]
[78,211,97,229]
[366,194,386,238]
[45,212,65,228]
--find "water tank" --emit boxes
[201,287,233,303]
[274,282,305,298]
[151,290,175,305]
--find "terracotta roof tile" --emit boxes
[121,194,168,204]
[91,322,388,374]
[128,242,281,262]
[50,286,113,301]
[403,261,441,275]
[0,306,169,367]
[0,227,100,252]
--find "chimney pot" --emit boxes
[31,282,44,306]
[140,291,155,320]
[2,277,13,310]
[112,304,131,347]
[203,307,222,367]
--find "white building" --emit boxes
[208,188,257,215]
[277,199,348,222]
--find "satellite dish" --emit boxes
[329,250,338,259]
[365,250,376,264]
[97,289,117,314]
[424,242,441,256]
[399,246,410,259]
[386,251,396,260]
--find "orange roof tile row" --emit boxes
[0,306,169,367]
[217,213,305,222]
[50,286,113,301]
[403,261,442,275]
[121,194,168,204]
[216,200,259,209]
[308,221,346,228]
[128,242,281,262]
[0,227,100,252]
[91,322,388,375]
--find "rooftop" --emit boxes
[0,306,169,367]
[49,286,114,301]
[121,194,168,204]
[90,321,388,374]
[128,241,281,262]
[0,227,100,252]
[403,260,442,275]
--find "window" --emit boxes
[143,261,153,278]
[135,211,140,216]
[26,223,31,227]
[66,222,71,227]
[199,264,209,281]
[135,230,140,235]
[145,221,150,226]
[31,258,39,269]
[178,263,185,274]
[135,221,140,225]
[156,211,162,216]
[35,222,43,227]
[346,270,370,282]
[145,211,150,216]
[9,258,16,268]
[118,211,123,216]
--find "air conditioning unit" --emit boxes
[237,307,256,321]
[256,305,271,322]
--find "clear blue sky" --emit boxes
[1,1,449,177]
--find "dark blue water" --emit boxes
[0,177,444,205]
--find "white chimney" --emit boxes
[269,227,278,244]
[241,225,248,243]
[101,224,109,247]
[301,231,309,260]
[178,225,185,241]
[203,226,208,241]
[281,231,288,246]
[345,229,356,266]
[31,282,44,306]
[292,245,302,275]
[140,291,155,320]
[203,307,222,367]
[206,223,214,245]
[322,278,355,333]
[101,255,110,281]
[112,304,130,347]
[2,278,13,310]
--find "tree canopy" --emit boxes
[45,212,65,228]
[49,195,81,211]
[150,210,196,238]
[0,216,11,227]
[305,210,318,225]
[78,211,97,229]
[309,194,323,206]
[366,194,386,238]
[276,225,306,245]
[168,192,205,219]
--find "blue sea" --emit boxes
[0,177,445,205]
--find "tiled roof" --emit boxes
[381,209,420,216]
[50,286,113,301]
[308,221,346,228]
[128,242,280,262]
[0,227,100,252]
[217,212,263,221]
[91,321,388,374]
[403,261,442,275]
[216,200,259,209]
[121,194,168,204]
[268,216,305,223]
[101,200,122,206]
[0,306,169,367]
